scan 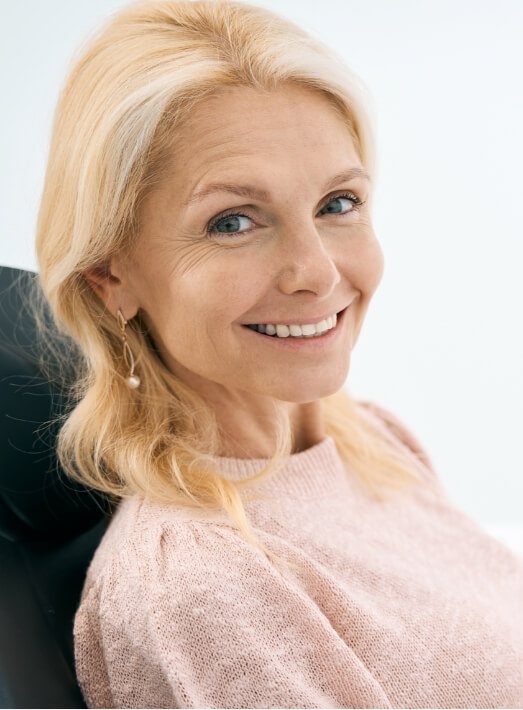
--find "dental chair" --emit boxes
[0,264,116,709]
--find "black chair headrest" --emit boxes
[0,265,114,543]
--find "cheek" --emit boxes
[346,234,385,293]
[180,251,265,319]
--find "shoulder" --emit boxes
[355,398,438,480]
[76,495,265,616]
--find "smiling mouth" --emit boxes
[241,307,347,339]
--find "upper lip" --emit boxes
[243,303,351,326]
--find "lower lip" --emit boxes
[240,306,348,352]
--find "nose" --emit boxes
[274,224,341,297]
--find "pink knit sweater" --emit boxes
[73,400,523,708]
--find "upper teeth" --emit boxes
[248,312,338,337]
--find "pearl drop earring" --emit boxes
[116,308,141,388]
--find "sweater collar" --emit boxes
[208,435,349,499]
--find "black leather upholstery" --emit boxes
[0,265,116,708]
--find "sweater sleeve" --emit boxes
[74,518,388,709]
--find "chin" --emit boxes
[269,372,349,404]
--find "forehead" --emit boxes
[179,83,352,146]
[167,84,360,190]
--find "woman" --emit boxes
[34,0,523,707]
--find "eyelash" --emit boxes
[206,190,366,237]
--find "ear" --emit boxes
[83,258,140,320]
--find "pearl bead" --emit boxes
[127,375,141,388]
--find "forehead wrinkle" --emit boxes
[174,154,257,211]
[174,120,255,164]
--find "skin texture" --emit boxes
[84,83,385,457]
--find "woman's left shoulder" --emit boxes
[355,398,439,480]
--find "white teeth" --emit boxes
[249,313,338,338]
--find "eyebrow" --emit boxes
[182,166,371,207]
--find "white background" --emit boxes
[1,0,521,555]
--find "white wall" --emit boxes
[1,0,521,551]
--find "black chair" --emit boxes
[0,265,116,709]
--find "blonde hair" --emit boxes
[33,0,429,571]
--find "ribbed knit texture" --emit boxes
[73,400,523,708]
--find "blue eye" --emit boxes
[206,191,365,238]
[208,213,254,237]
[319,192,364,215]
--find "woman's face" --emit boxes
[91,83,384,449]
